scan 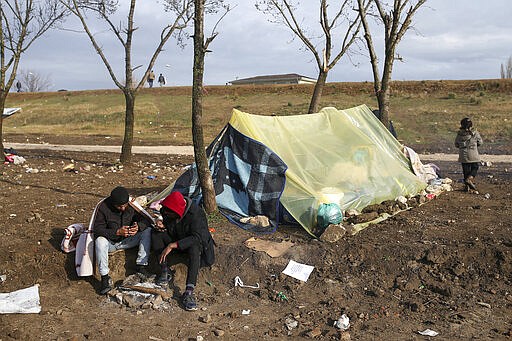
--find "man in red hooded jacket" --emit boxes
[153,191,215,311]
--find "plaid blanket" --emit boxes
[174,125,288,233]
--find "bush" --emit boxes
[447,93,456,99]
[469,96,482,105]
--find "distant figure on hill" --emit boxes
[148,70,156,88]
[158,73,166,87]
[16,80,22,92]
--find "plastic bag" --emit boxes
[317,203,343,229]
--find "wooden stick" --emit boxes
[118,285,170,300]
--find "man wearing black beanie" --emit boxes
[94,186,152,294]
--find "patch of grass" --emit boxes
[4,80,512,149]
[207,211,225,225]
[469,96,482,105]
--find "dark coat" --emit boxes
[93,198,151,242]
[163,197,215,266]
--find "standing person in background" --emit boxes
[16,80,22,92]
[454,117,483,193]
[158,73,166,87]
[147,70,156,88]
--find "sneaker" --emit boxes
[155,270,172,286]
[99,275,113,295]
[465,177,477,191]
[136,265,151,281]
[182,293,198,311]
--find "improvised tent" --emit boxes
[157,104,426,236]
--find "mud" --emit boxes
[0,149,511,340]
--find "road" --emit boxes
[5,142,512,163]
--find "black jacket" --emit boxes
[163,197,215,266]
[93,198,151,242]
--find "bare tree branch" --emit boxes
[0,0,66,158]
[357,0,426,126]
[61,0,195,163]
[256,0,361,114]
[19,69,53,92]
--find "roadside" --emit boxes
[5,142,512,163]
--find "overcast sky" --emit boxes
[16,0,512,91]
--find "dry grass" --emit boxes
[4,79,512,152]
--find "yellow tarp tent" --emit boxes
[158,104,426,236]
[228,105,426,234]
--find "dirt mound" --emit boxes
[1,149,511,340]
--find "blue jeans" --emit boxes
[95,228,151,276]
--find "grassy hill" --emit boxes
[5,79,512,154]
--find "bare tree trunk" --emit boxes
[357,0,425,130]
[377,46,395,128]
[257,0,361,116]
[0,0,65,161]
[120,91,135,164]
[308,70,328,114]
[63,0,193,165]
[0,95,5,159]
[508,56,512,78]
[377,88,390,127]
[192,0,217,213]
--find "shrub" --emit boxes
[469,96,481,105]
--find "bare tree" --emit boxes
[357,0,426,127]
[0,0,66,159]
[256,0,362,114]
[62,0,194,164]
[18,69,53,92]
[192,0,230,213]
[500,56,512,79]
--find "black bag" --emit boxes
[201,235,216,267]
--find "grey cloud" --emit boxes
[16,0,512,90]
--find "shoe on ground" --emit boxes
[136,265,151,281]
[99,275,113,295]
[465,177,478,191]
[182,293,198,311]
[155,270,172,286]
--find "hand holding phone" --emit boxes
[129,222,139,235]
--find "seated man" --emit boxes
[94,186,152,295]
[152,191,215,311]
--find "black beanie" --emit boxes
[109,186,129,205]
[460,117,472,130]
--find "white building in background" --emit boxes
[228,73,317,85]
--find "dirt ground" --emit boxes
[1,147,511,340]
